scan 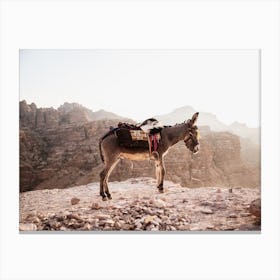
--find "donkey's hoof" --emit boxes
[102,197,108,201]
[107,195,112,200]
[158,189,164,193]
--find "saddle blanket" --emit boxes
[116,128,161,150]
[130,130,148,141]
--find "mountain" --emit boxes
[19,101,260,192]
[20,100,127,128]
[229,122,260,145]
[154,106,227,130]
[58,102,123,121]
[154,106,260,145]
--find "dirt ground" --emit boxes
[19,177,261,232]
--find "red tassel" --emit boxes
[154,135,157,151]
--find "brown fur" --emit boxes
[99,112,200,200]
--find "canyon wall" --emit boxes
[20,101,260,192]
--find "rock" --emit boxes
[143,208,154,215]
[114,221,122,230]
[96,214,111,220]
[19,223,37,231]
[104,219,115,226]
[200,201,215,207]
[169,214,177,221]
[153,199,166,208]
[200,208,213,214]
[71,197,80,205]
[240,212,251,217]
[215,195,223,201]
[151,226,159,231]
[143,215,155,225]
[151,219,160,227]
[66,213,82,221]
[83,223,92,230]
[91,202,100,210]
[228,213,238,218]
[135,221,143,230]
[238,223,261,231]
[249,198,261,218]
[146,224,155,231]
[91,219,99,228]
[178,225,190,230]
[206,225,214,229]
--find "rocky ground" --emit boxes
[19,178,261,232]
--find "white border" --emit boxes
[1,1,279,280]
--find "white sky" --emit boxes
[19,49,260,127]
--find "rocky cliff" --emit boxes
[19,101,260,192]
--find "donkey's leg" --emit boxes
[156,160,165,193]
[100,167,110,200]
[155,162,161,185]
[103,159,120,200]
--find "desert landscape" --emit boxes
[19,101,261,231]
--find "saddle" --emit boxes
[115,118,162,153]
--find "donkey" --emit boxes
[98,112,200,200]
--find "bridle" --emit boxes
[184,122,200,151]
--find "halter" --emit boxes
[184,121,200,151]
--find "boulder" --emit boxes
[249,198,261,218]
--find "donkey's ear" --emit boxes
[191,112,199,126]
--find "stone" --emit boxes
[238,223,261,231]
[215,195,223,201]
[91,202,100,210]
[206,225,215,229]
[153,199,166,208]
[200,208,213,214]
[19,223,37,231]
[114,221,122,230]
[240,212,251,217]
[143,215,155,225]
[71,197,80,205]
[104,219,115,226]
[228,213,238,218]
[178,225,190,230]
[151,219,160,227]
[151,226,159,231]
[249,198,261,218]
[135,222,143,230]
[96,214,110,219]
[83,223,92,230]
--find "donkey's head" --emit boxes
[184,112,200,154]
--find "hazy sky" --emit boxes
[20,49,260,127]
